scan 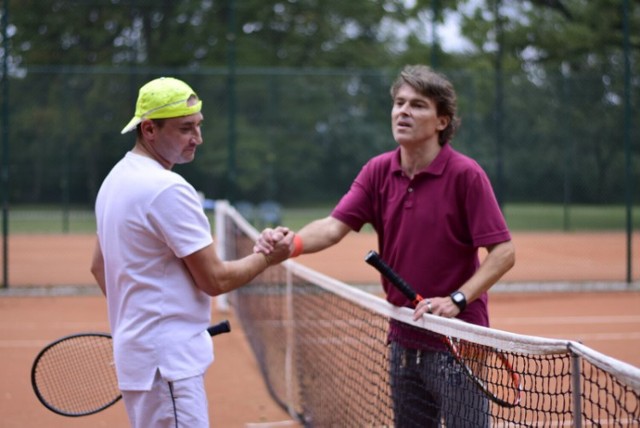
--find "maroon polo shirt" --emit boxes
[332,144,511,349]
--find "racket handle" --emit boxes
[207,320,231,337]
[365,250,423,307]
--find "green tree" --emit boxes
[451,0,639,203]
[1,0,637,206]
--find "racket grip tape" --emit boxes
[364,250,423,307]
[207,320,231,337]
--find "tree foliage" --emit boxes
[0,0,637,206]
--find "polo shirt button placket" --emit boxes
[405,186,414,209]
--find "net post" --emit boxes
[284,266,296,418]
[214,200,230,312]
[571,352,583,428]
[1,0,9,289]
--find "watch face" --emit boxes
[451,292,466,311]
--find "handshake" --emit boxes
[254,226,302,266]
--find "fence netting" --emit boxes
[3,66,638,210]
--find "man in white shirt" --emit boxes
[90,77,292,428]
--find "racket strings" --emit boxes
[448,337,522,407]
[33,335,120,415]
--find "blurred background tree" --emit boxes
[0,0,637,206]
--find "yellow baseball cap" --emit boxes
[120,77,203,134]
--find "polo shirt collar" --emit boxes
[391,143,452,177]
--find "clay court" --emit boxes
[1,231,639,427]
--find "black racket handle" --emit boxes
[207,320,231,336]
[365,250,424,307]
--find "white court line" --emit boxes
[493,315,640,325]
[1,340,49,348]
[0,322,109,349]
[0,321,108,330]
[3,333,637,350]
[495,418,637,427]
[535,332,640,342]
[493,314,640,342]
[245,421,299,428]
[582,332,640,341]
[492,315,640,342]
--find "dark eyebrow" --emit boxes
[394,95,430,105]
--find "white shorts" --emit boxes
[122,369,209,428]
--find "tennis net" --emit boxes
[215,201,640,427]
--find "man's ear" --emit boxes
[139,119,155,139]
[437,115,450,131]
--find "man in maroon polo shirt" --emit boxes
[256,65,515,427]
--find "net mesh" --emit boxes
[215,201,640,427]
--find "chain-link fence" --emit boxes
[3,66,638,206]
[0,65,638,285]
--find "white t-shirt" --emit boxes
[95,152,214,390]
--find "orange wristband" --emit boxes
[290,234,304,258]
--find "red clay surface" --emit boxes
[3,232,640,286]
[1,232,639,427]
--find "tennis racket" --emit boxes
[365,250,522,408]
[31,320,232,417]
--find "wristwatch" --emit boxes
[450,291,467,312]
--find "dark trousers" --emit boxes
[389,341,490,428]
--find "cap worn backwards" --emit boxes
[120,77,202,134]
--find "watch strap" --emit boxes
[450,291,467,311]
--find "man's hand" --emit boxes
[260,227,294,265]
[254,226,292,257]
